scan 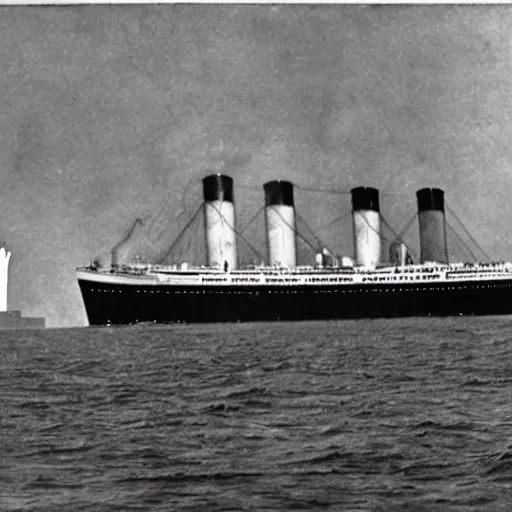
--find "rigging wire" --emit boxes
[239,206,265,236]
[182,213,199,263]
[146,184,198,239]
[295,184,411,196]
[236,184,263,192]
[151,209,191,242]
[446,222,479,262]
[394,213,418,244]
[207,201,263,261]
[380,214,416,259]
[111,218,145,264]
[266,206,320,256]
[354,211,404,254]
[379,214,418,263]
[295,184,352,195]
[158,203,204,264]
[446,203,491,261]
[236,182,411,197]
[379,214,401,241]
[316,210,353,233]
[295,211,335,255]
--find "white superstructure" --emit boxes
[77,261,512,288]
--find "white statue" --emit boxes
[0,247,11,312]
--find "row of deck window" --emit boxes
[92,282,512,294]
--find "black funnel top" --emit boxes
[263,180,294,206]
[202,174,234,203]
[417,188,445,212]
[351,187,380,212]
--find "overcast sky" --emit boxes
[1,5,512,327]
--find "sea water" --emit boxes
[2,317,512,511]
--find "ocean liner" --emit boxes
[77,175,512,325]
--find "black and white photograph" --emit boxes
[2,3,512,510]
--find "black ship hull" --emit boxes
[78,278,512,325]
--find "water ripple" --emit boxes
[1,317,512,510]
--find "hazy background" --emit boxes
[1,5,512,327]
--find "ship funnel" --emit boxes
[263,180,297,267]
[416,188,448,263]
[202,174,238,270]
[351,187,381,267]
